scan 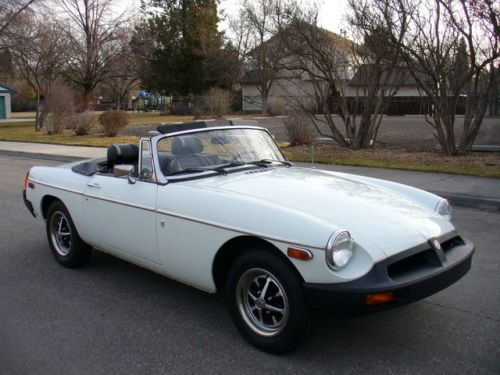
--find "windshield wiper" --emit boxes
[167,162,247,177]
[166,160,292,177]
[249,159,294,167]
[167,167,224,176]
[213,161,247,172]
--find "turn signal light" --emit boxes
[287,247,313,261]
[24,170,34,189]
[365,292,394,305]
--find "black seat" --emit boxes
[168,136,212,174]
[107,143,139,170]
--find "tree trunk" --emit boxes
[80,86,93,111]
[261,94,268,114]
[35,93,41,132]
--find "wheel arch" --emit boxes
[212,235,304,292]
[41,195,63,220]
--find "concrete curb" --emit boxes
[2,149,499,213]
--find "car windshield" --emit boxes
[157,128,286,177]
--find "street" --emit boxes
[1,155,499,374]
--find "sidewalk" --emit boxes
[0,141,499,211]
[0,141,106,159]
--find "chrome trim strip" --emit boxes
[151,125,264,141]
[29,179,84,195]
[326,229,349,251]
[156,208,325,250]
[139,137,157,183]
[31,179,325,250]
[84,193,156,212]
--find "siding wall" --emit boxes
[243,78,425,114]
[0,93,11,119]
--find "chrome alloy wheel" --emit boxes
[236,268,289,337]
[49,211,72,256]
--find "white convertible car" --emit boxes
[23,122,474,353]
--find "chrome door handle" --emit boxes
[87,182,101,189]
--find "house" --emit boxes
[240,28,424,114]
[0,85,13,119]
[348,65,427,115]
[241,28,357,112]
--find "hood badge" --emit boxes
[432,239,441,250]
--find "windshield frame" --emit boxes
[150,125,288,184]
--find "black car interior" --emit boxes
[158,135,222,175]
[72,138,222,177]
[71,143,139,177]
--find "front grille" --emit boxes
[441,236,464,253]
[387,236,464,281]
[388,249,442,280]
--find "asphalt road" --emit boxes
[1,155,499,374]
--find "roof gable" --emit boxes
[0,85,14,94]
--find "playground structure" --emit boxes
[133,90,172,112]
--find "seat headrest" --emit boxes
[172,136,204,155]
[107,143,139,167]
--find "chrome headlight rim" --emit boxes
[326,230,354,271]
[435,198,452,220]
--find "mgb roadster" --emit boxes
[23,122,474,353]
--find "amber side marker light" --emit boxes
[365,292,394,305]
[287,247,313,261]
[24,171,34,189]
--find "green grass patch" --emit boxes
[284,151,500,178]
[0,121,137,147]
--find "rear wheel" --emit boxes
[226,249,308,354]
[46,201,91,268]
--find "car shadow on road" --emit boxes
[85,250,438,354]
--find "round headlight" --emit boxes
[435,199,452,220]
[326,230,354,270]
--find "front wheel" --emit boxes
[46,201,92,268]
[226,249,309,354]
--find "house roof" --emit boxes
[0,85,15,94]
[241,25,359,85]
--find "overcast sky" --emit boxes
[118,0,349,34]
[219,0,349,33]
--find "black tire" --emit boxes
[226,249,309,354]
[46,200,92,268]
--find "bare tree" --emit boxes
[100,28,140,109]
[233,0,289,113]
[59,0,131,109]
[386,0,499,155]
[438,0,499,152]
[0,0,38,36]
[279,1,408,148]
[7,14,69,130]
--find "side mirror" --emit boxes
[140,167,153,180]
[113,164,136,184]
[114,164,134,177]
[128,173,137,185]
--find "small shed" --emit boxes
[0,85,13,119]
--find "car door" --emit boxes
[83,140,160,264]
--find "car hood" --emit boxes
[193,166,454,257]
